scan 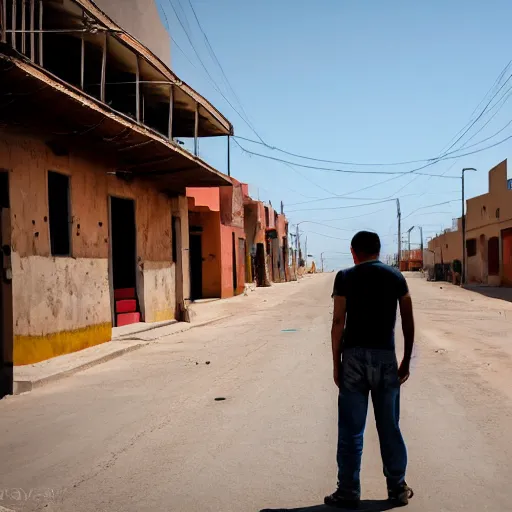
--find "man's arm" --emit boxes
[398,293,415,384]
[331,296,346,388]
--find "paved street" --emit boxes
[2,273,512,511]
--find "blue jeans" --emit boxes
[337,348,407,499]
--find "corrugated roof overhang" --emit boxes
[0,51,232,192]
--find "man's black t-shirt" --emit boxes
[332,260,409,351]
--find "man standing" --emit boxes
[325,231,415,509]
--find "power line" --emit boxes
[163,0,263,141]
[402,200,459,220]
[288,199,395,213]
[231,59,512,171]
[233,140,461,178]
[186,0,255,129]
[304,231,351,241]
[290,208,389,223]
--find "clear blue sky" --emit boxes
[157,0,512,269]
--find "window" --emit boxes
[496,208,500,219]
[0,171,9,208]
[264,207,269,227]
[48,171,71,256]
[466,238,477,258]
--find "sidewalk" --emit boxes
[12,277,307,394]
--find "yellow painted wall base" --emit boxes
[14,322,112,366]
[150,309,175,323]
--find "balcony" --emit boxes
[0,0,233,191]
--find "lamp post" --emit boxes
[461,167,476,286]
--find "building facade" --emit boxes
[93,0,171,65]
[426,160,512,286]
[0,0,232,395]
[465,160,512,286]
[187,179,246,300]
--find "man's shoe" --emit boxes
[324,488,360,509]
[388,483,414,506]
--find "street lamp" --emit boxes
[461,167,476,286]
[406,226,415,269]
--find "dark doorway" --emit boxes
[502,228,512,286]
[110,197,137,291]
[488,237,499,276]
[190,234,203,300]
[232,232,237,293]
[256,243,266,286]
[1,171,13,398]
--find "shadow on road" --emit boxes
[261,500,397,512]
[465,285,512,304]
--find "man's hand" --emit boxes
[398,359,410,385]
[333,365,340,388]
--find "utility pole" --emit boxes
[419,226,424,265]
[321,252,325,273]
[461,167,476,286]
[405,226,415,271]
[296,224,300,264]
[305,236,308,269]
[397,198,401,268]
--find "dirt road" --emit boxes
[1,273,512,511]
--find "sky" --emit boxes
[156,0,512,270]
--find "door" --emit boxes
[502,228,512,286]
[238,238,245,292]
[1,171,13,397]
[189,234,203,300]
[172,216,185,320]
[109,197,138,326]
[110,198,137,291]
[488,237,499,277]
[231,232,237,293]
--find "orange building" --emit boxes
[187,179,246,300]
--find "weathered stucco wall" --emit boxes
[11,254,111,364]
[187,187,220,212]
[189,210,222,298]
[427,229,462,266]
[220,224,245,298]
[93,0,171,66]
[1,131,177,364]
[465,160,512,285]
[139,262,175,323]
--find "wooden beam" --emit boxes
[135,56,140,122]
[80,33,85,89]
[100,32,107,103]
[0,0,6,44]
[168,84,173,141]
[11,0,16,48]
[29,0,34,60]
[194,102,199,156]
[38,0,42,66]
[21,0,26,53]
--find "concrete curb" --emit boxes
[13,342,149,395]
[12,314,233,395]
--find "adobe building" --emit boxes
[426,160,512,286]
[187,179,246,300]
[465,160,512,286]
[0,0,232,395]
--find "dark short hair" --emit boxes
[351,231,381,257]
